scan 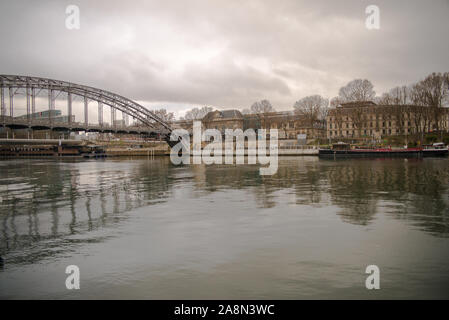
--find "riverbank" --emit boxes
[106,146,319,156]
[0,140,320,157]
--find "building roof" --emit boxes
[203,109,243,121]
[339,101,377,108]
[221,109,243,118]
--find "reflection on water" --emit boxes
[0,159,174,265]
[0,157,448,299]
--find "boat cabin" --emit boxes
[331,142,351,151]
[431,142,446,149]
[423,142,446,150]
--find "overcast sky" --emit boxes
[1,0,448,119]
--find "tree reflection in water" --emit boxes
[0,156,448,267]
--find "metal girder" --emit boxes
[67,91,72,124]
[0,74,172,134]
[98,101,103,126]
[1,87,5,117]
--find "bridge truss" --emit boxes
[0,75,172,136]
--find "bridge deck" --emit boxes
[1,118,159,134]
[0,138,85,145]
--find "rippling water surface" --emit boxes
[0,157,449,299]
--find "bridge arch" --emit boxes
[0,74,172,135]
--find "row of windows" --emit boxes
[329,128,414,136]
[329,121,414,129]
[328,115,412,122]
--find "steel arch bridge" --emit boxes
[0,74,173,139]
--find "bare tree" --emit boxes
[420,72,449,108]
[390,86,409,105]
[152,108,175,123]
[377,88,408,135]
[419,72,449,131]
[391,105,406,135]
[377,86,410,105]
[184,106,213,120]
[409,105,422,136]
[338,79,376,102]
[330,96,343,108]
[409,77,444,133]
[348,105,365,137]
[293,95,329,128]
[409,82,427,106]
[319,103,330,122]
[250,99,275,113]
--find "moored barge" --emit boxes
[319,142,449,158]
[0,142,107,158]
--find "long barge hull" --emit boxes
[319,148,449,158]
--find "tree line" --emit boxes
[150,72,449,129]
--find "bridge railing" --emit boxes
[0,116,160,134]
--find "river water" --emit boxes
[0,156,448,299]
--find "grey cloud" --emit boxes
[0,0,448,114]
